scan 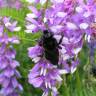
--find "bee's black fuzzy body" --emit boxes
[39,30,60,66]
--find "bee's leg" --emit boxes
[58,35,64,49]
[58,63,63,69]
[58,59,63,69]
[38,37,43,46]
[58,46,62,49]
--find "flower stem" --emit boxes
[63,75,70,96]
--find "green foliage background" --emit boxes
[0,1,96,96]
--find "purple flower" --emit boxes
[28,59,66,96]
[28,45,43,60]
[0,17,23,96]
[26,0,96,95]
[28,42,79,95]
[28,44,70,95]
[0,0,22,9]
[3,17,21,32]
[0,0,5,8]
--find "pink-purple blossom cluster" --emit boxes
[0,17,22,96]
[0,0,22,9]
[26,0,96,95]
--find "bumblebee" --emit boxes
[39,30,63,66]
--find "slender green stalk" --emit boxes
[63,75,70,96]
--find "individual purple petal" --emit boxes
[3,67,14,78]
[12,77,18,88]
[0,25,3,36]
[29,76,43,88]
[28,6,38,15]
[2,77,10,88]
[28,45,43,58]
[10,60,20,69]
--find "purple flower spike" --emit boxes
[0,17,23,96]
[28,43,77,95]
[26,0,96,95]
[3,17,21,32]
[28,59,65,96]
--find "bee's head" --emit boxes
[43,30,53,38]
